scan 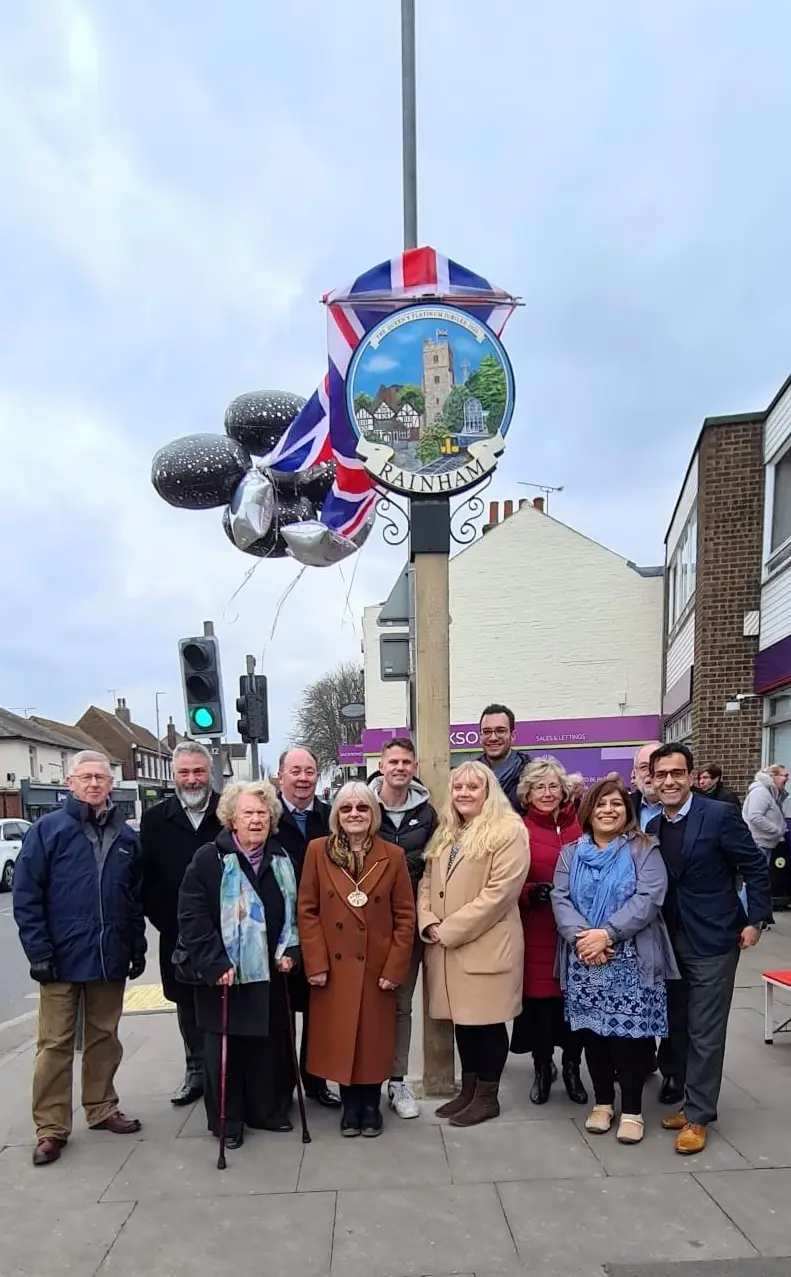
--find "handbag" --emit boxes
[172,936,204,986]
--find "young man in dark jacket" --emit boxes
[13,752,145,1166]
[697,763,740,808]
[369,737,438,1119]
[476,703,530,812]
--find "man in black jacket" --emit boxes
[697,763,741,807]
[139,741,222,1106]
[276,746,339,1109]
[476,703,530,812]
[369,737,438,1119]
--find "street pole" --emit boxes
[401,0,455,1096]
[246,654,261,781]
[155,691,166,780]
[203,620,225,794]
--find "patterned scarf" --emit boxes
[219,850,299,983]
[327,830,371,880]
[569,834,637,930]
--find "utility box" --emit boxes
[380,632,410,681]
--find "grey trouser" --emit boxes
[666,928,739,1126]
[392,936,423,1079]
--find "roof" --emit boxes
[0,708,89,750]
[30,716,123,764]
[77,706,171,757]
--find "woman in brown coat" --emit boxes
[298,782,415,1138]
[418,761,530,1127]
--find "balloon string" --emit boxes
[261,567,307,668]
[222,561,261,624]
[338,538,364,636]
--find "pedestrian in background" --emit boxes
[276,747,340,1111]
[299,782,415,1138]
[697,763,740,808]
[13,751,145,1166]
[552,774,678,1145]
[510,758,587,1107]
[369,737,438,1120]
[476,703,531,812]
[742,766,789,905]
[567,773,585,812]
[629,742,663,832]
[139,740,221,1106]
[419,761,529,1127]
[177,780,299,1149]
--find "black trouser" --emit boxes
[176,996,204,1085]
[583,1031,653,1114]
[454,1023,509,1084]
[299,998,328,1096]
[340,1083,382,1116]
[204,1031,291,1137]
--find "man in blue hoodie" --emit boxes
[13,751,145,1166]
[476,703,531,812]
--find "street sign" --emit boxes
[340,702,366,721]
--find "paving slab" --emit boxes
[575,1116,751,1176]
[102,1131,306,1200]
[497,1173,757,1269]
[606,1261,791,1276]
[714,1108,791,1168]
[442,1116,603,1183]
[331,1183,518,1277]
[0,1136,137,1206]
[695,1168,791,1258]
[298,1121,450,1192]
[0,1199,133,1277]
[98,1191,336,1275]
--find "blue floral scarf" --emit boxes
[569,834,636,930]
[219,851,299,984]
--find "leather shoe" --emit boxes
[91,1111,141,1135]
[562,1060,588,1105]
[224,1131,244,1150]
[171,1081,203,1107]
[676,1122,707,1155]
[361,1105,383,1137]
[530,1061,554,1105]
[658,1075,684,1105]
[341,1108,362,1137]
[661,1110,687,1131]
[32,1138,65,1166]
[307,1084,341,1109]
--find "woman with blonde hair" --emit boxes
[298,782,415,1138]
[418,761,529,1127]
[177,779,300,1149]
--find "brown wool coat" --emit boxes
[417,826,530,1026]
[298,836,416,1086]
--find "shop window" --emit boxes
[768,448,791,568]
[667,512,697,631]
[765,693,791,815]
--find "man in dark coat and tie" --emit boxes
[139,741,222,1105]
[276,746,340,1108]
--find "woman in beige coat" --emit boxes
[418,760,530,1127]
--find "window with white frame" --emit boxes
[665,710,693,743]
[764,692,791,814]
[667,511,697,631]
[767,447,791,570]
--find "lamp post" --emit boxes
[155,691,167,781]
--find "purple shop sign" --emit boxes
[754,633,791,695]
[359,714,661,755]
[338,744,365,765]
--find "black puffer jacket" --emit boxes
[369,779,438,894]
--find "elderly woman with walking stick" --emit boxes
[177,779,300,1150]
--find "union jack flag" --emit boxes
[264,246,516,538]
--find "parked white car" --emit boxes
[0,818,32,891]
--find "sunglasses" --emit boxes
[339,804,370,814]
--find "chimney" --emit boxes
[488,501,498,524]
[504,499,514,519]
[166,717,178,751]
[533,496,545,513]
[115,697,131,726]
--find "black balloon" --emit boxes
[224,391,307,456]
[152,434,251,510]
[222,494,315,558]
[270,459,336,506]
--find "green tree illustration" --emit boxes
[415,422,447,464]
[466,354,508,433]
[397,384,425,415]
[353,392,375,413]
[440,384,472,434]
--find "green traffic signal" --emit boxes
[191,706,216,731]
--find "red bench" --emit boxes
[762,970,791,1044]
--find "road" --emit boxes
[0,898,36,1025]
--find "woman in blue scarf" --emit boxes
[552,775,678,1145]
[178,780,300,1150]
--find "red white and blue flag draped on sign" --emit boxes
[264,246,516,538]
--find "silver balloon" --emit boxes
[281,510,374,568]
[227,470,275,551]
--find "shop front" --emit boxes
[21,781,138,823]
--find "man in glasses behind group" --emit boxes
[476,703,531,813]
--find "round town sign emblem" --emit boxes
[346,303,515,498]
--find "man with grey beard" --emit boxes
[140,741,222,1105]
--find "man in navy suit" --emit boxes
[648,743,771,1155]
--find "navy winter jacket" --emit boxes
[13,796,146,983]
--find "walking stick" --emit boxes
[217,982,230,1171]
[283,976,311,1144]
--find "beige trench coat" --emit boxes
[417,827,530,1026]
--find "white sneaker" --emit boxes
[388,1080,420,1119]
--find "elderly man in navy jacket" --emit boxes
[13,751,145,1166]
[647,743,771,1156]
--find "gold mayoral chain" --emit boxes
[339,864,379,908]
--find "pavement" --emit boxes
[0,919,790,1277]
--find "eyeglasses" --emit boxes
[653,769,689,782]
[481,729,509,738]
[73,774,111,784]
[339,804,370,814]
[533,782,561,795]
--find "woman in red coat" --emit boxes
[510,758,587,1106]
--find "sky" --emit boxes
[2,0,791,767]
[352,314,504,397]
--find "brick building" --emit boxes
[77,698,173,810]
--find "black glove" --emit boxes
[529,882,554,906]
[30,960,57,985]
[128,955,146,980]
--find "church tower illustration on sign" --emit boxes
[422,329,455,426]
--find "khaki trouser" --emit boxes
[392,936,424,1080]
[32,981,126,1141]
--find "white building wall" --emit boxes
[764,380,791,463]
[665,612,695,689]
[759,379,791,652]
[760,575,791,651]
[667,455,699,556]
[0,740,124,790]
[363,505,663,729]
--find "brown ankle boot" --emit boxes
[435,1073,477,1119]
[449,1080,500,1127]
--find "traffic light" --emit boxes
[178,636,225,737]
[236,674,269,744]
